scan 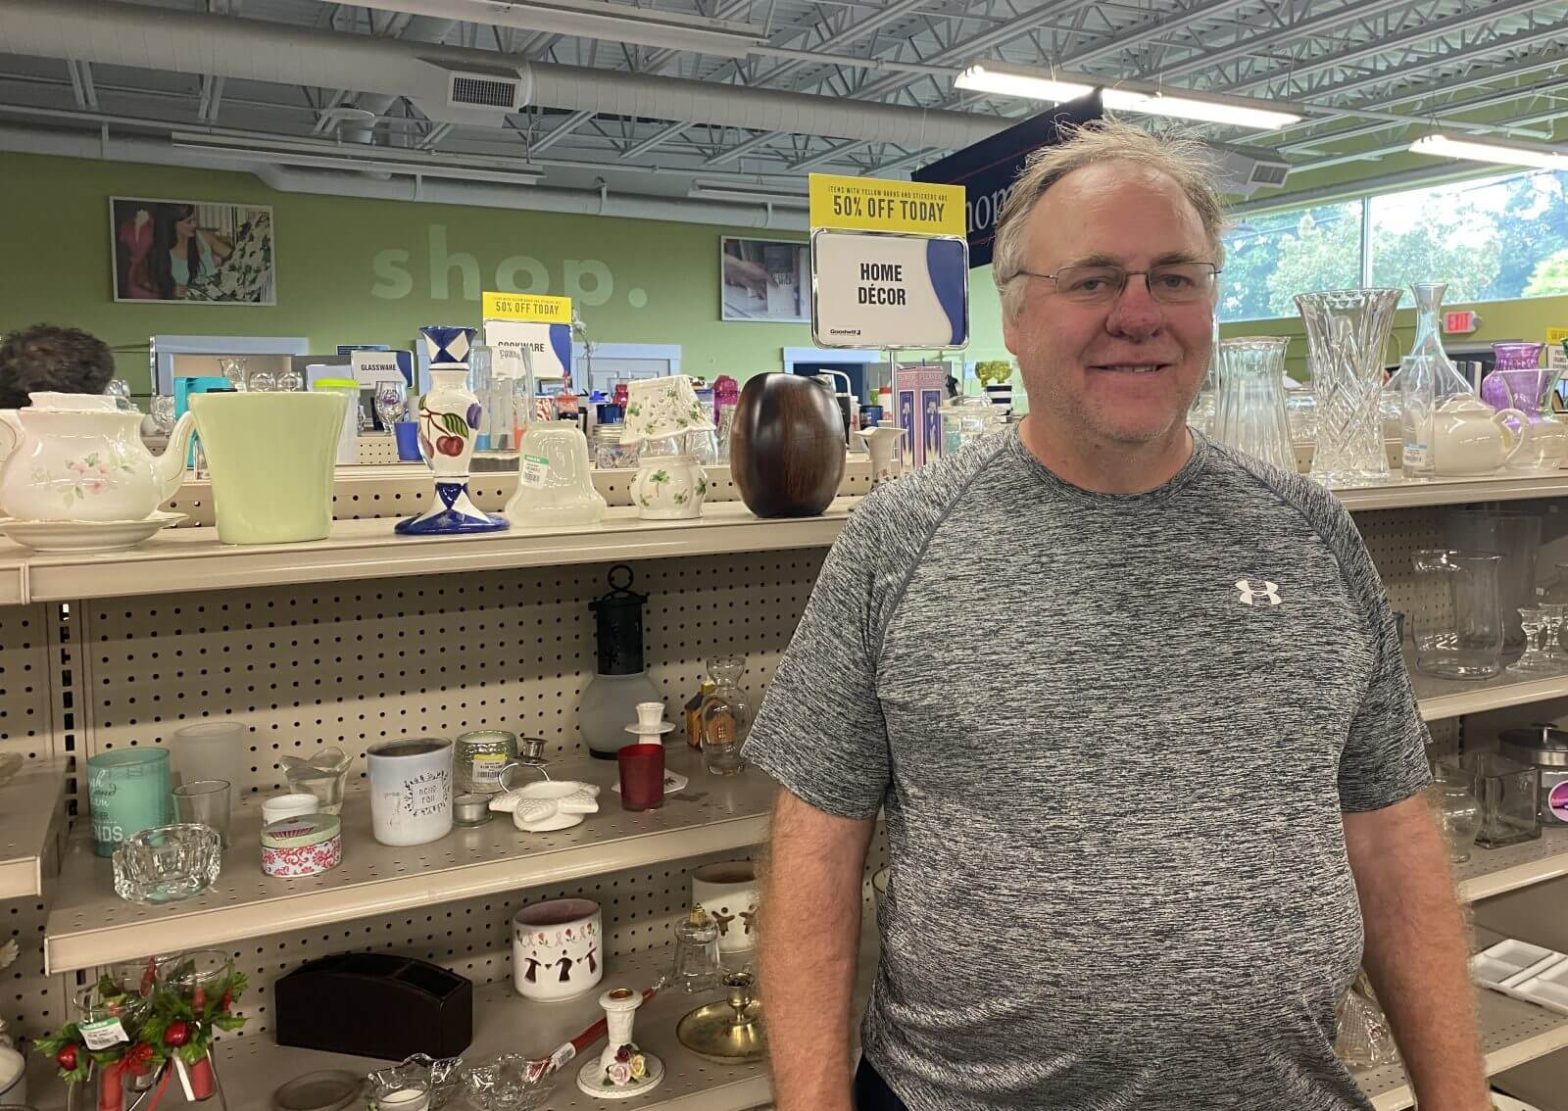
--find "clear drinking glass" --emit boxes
[1430,762,1482,863]
[373,380,407,431]
[171,779,232,847]
[1411,549,1504,680]
[1213,337,1294,471]
[218,357,247,391]
[247,369,277,392]
[1295,288,1403,487]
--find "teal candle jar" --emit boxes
[87,748,172,858]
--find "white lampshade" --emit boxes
[620,375,717,445]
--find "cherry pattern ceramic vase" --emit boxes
[397,327,508,536]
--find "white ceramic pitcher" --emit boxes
[0,393,195,522]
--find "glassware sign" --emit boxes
[807,173,969,350]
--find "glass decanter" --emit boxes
[700,655,750,776]
[1431,762,1482,864]
[1396,282,1475,478]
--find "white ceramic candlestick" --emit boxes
[578,987,664,1099]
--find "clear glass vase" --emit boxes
[1213,337,1293,471]
[1295,288,1402,487]
[1411,549,1504,680]
[1430,762,1482,863]
[1396,283,1477,478]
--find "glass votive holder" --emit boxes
[172,779,232,848]
[87,747,173,858]
[170,720,247,791]
[618,743,665,811]
[112,824,222,905]
[366,1072,430,1111]
[453,792,493,827]
[1457,752,1542,848]
[454,730,518,795]
[280,746,351,815]
[670,906,723,994]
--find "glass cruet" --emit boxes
[1394,282,1474,478]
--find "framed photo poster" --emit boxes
[111,197,276,304]
[720,236,809,323]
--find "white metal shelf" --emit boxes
[0,757,66,900]
[4,499,859,605]
[43,748,776,974]
[1455,827,1568,904]
[1334,472,1568,512]
[1414,667,1568,723]
[1356,987,1568,1110]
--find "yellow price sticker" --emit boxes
[1547,327,1568,345]
[809,173,965,237]
[482,292,572,324]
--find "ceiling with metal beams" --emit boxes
[0,0,1565,213]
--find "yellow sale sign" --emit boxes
[809,174,965,237]
[481,292,572,324]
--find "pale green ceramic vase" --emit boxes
[189,392,349,544]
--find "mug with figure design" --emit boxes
[512,898,603,1002]
[692,861,760,956]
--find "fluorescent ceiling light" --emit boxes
[1100,89,1300,130]
[687,182,808,207]
[954,64,1094,104]
[1409,133,1568,171]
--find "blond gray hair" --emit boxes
[991,119,1227,319]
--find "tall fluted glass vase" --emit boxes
[1295,288,1402,487]
[1213,337,1294,471]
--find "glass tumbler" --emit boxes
[172,779,232,847]
[87,748,172,858]
[670,906,724,993]
[1411,549,1504,680]
[1430,763,1482,863]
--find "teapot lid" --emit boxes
[26,392,120,413]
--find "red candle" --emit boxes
[618,743,665,811]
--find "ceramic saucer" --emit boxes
[623,722,675,736]
[0,511,185,553]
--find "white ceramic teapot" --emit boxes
[1429,395,1530,476]
[0,393,196,522]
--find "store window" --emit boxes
[1219,168,1568,322]
[1219,201,1363,323]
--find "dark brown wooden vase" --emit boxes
[729,373,846,518]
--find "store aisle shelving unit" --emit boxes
[44,749,773,974]
[1415,669,1568,723]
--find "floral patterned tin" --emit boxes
[261,813,342,878]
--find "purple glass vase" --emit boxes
[1482,343,1553,417]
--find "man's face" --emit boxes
[1002,162,1217,448]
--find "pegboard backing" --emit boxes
[2,897,60,1052]
[0,603,55,762]
[74,551,824,795]
[161,461,873,527]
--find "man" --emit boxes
[0,323,116,409]
[746,120,1487,1111]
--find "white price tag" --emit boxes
[80,1017,130,1050]
[520,454,550,488]
[472,754,508,787]
[1402,444,1429,468]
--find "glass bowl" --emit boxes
[463,1054,555,1111]
[111,823,222,905]
[368,1055,464,1110]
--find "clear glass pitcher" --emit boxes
[1411,549,1504,680]
[1295,288,1402,487]
[1213,337,1294,471]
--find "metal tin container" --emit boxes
[454,730,518,794]
[1499,725,1568,826]
[262,813,342,877]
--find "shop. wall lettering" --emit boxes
[371,224,635,307]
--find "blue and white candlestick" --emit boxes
[398,329,507,536]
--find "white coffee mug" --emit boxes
[691,861,759,955]
[366,738,453,846]
[512,898,603,1002]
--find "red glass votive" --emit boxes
[618,743,665,811]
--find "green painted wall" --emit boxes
[0,152,1012,395]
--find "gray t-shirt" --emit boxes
[746,429,1431,1110]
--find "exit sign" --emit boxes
[1444,310,1482,334]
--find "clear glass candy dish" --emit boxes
[111,823,223,905]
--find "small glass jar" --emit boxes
[1430,763,1482,863]
[700,655,750,776]
[594,422,639,469]
[454,730,518,795]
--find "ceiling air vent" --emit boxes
[448,71,522,112]
[1249,161,1290,187]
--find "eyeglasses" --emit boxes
[1013,262,1220,305]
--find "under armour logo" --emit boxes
[1236,579,1282,607]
